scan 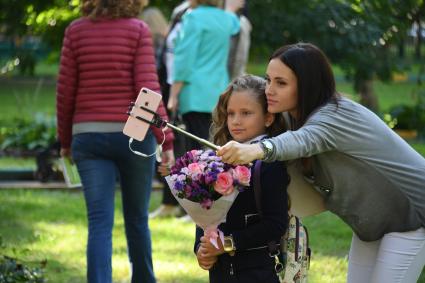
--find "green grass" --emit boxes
[412,143,425,156]
[0,78,56,120]
[0,189,208,283]
[0,189,423,283]
[0,157,35,169]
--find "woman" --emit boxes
[217,43,425,282]
[56,0,174,282]
[167,0,243,150]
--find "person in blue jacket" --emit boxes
[167,0,243,150]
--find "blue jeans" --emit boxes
[72,131,156,283]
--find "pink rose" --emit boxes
[214,172,234,195]
[190,149,200,157]
[188,162,203,177]
[233,166,251,186]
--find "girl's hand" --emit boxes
[199,236,225,257]
[217,141,263,165]
[196,245,218,270]
[158,149,175,176]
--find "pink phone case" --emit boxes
[123,88,163,141]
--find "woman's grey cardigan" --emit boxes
[266,97,425,241]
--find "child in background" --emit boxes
[194,74,289,282]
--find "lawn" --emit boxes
[0,77,56,120]
[0,188,424,283]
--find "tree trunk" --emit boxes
[358,79,379,113]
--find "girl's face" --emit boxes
[265,58,299,118]
[226,90,274,143]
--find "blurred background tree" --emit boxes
[249,0,424,112]
[0,0,423,112]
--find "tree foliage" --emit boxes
[248,0,424,111]
[1,0,423,110]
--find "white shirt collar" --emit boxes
[244,134,267,145]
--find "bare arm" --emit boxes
[167,81,184,114]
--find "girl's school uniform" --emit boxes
[194,146,289,282]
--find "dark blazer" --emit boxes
[195,160,289,283]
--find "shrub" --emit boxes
[385,88,425,137]
[0,236,47,283]
[0,112,56,155]
[0,255,46,283]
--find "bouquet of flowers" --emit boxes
[165,149,251,247]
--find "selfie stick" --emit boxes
[127,102,219,151]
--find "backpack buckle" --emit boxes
[274,255,284,273]
[268,248,283,273]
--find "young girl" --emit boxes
[194,74,289,282]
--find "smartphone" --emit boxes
[123,88,163,141]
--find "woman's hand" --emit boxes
[167,82,184,114]
[217,141,263,165]
[167,93,179,114]
[60,148,72,158]
[158,149,175,176]
[225,0,245,12]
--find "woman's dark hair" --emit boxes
[211,74,286,146]
[81,0,146,19]
[270,42,339,129]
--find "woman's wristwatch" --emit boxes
[259,139,274,161]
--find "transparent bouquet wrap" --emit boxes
[165,149,251,247]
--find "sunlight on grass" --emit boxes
[309,255,348,283]
[0,157,35,168]
[0,188,424,282]
[151,218,208,283]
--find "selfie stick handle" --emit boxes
[165,122,219,151]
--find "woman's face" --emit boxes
[265,58,298,118]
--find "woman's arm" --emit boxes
[167,81,183,113]
[57,25,78,151]
[218,108,338,164]
[167,12,201,113]
[268,121,337,161]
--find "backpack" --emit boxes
[253,160,310,283]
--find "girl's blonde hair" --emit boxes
[81,0,147,19]
[211,74,286,146]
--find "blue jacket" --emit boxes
[172,5,240,115]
